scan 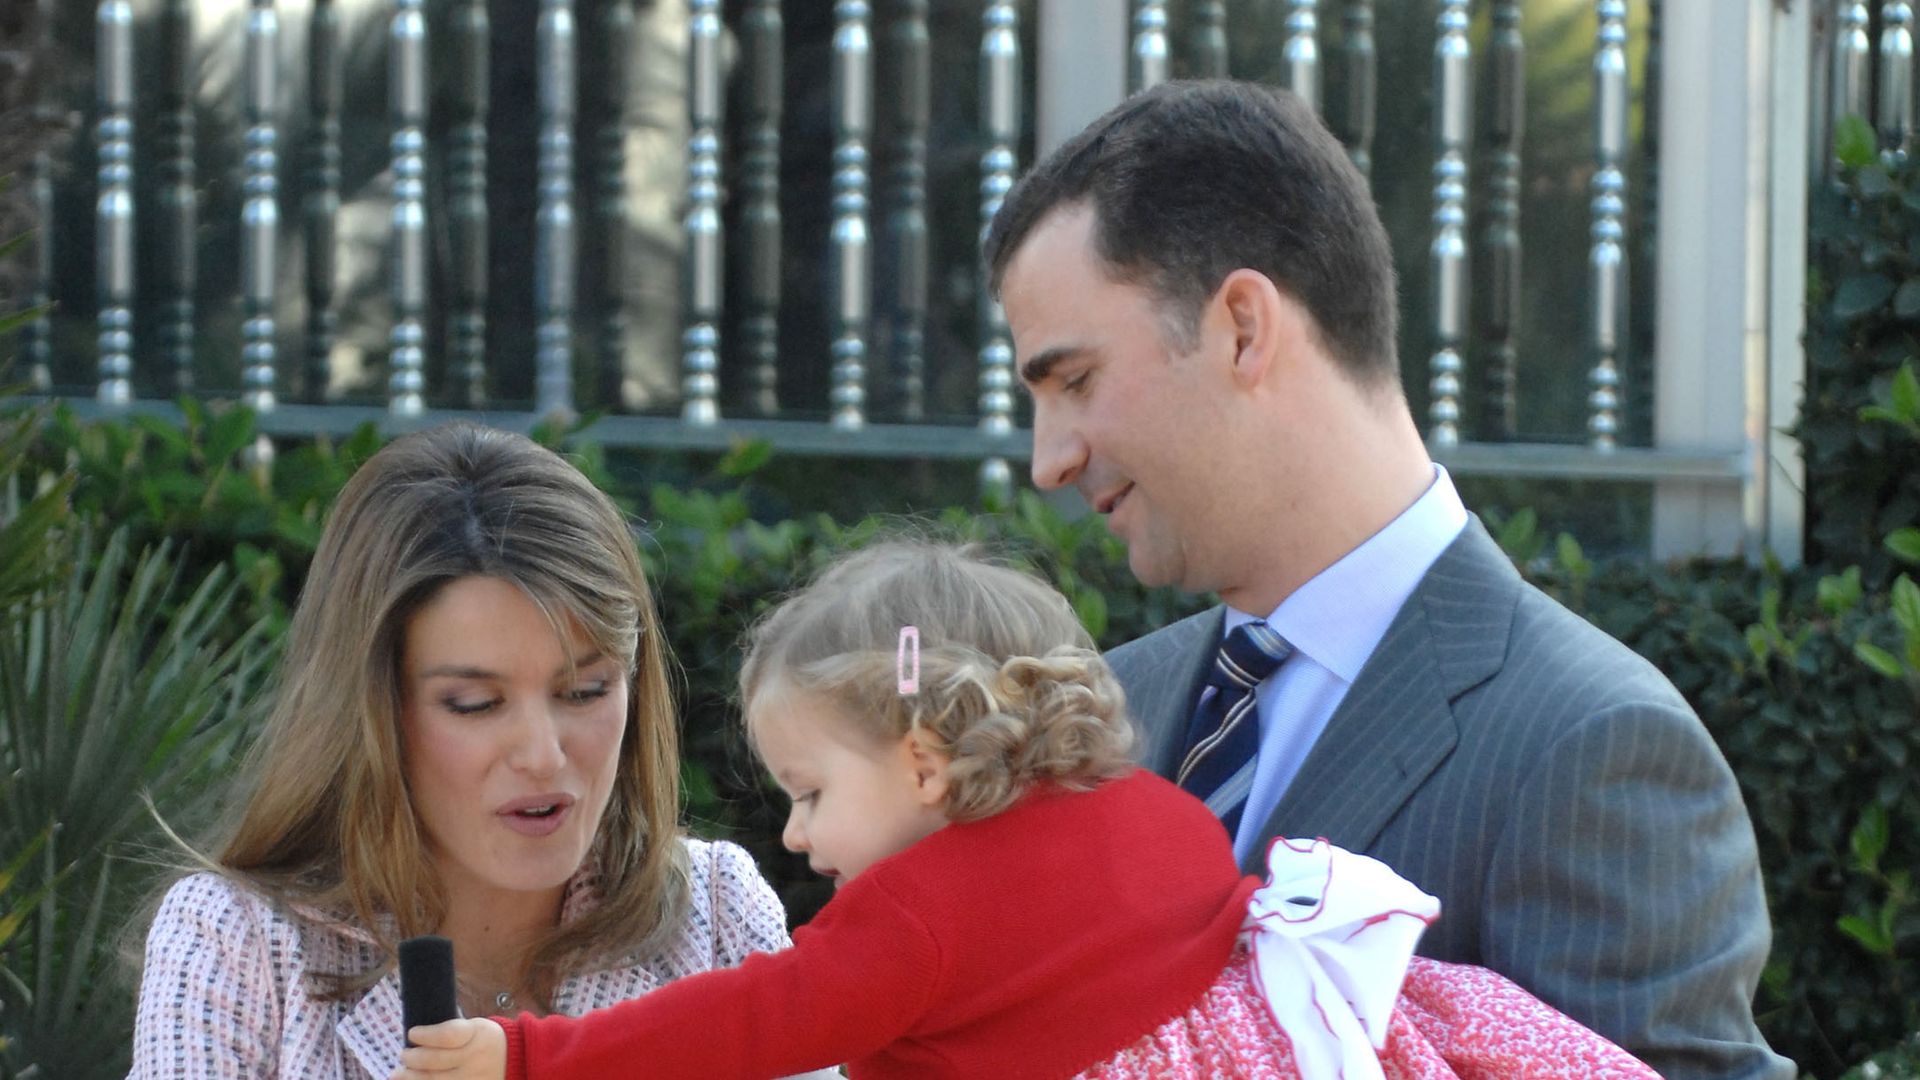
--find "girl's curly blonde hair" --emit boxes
[740,540,1136,821]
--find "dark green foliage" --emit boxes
[0,402,278,1080]
[1842,1031,1920,1080]
[1801,128,1920,581]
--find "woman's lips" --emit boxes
[497,796,574,837]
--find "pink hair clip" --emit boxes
[897,626,921,695]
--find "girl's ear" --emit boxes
[903,728,952,808]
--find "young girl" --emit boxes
[394,541,1660,1080]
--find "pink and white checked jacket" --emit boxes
[129,838,837,1080]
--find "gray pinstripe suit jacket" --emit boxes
[1107,518,1794,1080]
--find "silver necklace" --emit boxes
[459,980,516,1015]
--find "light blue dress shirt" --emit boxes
[1223,464,1470,864]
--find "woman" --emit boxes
[129,423,833,1079]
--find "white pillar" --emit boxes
[1763,0,1809,567]
[1036,0,1127,160]
[1652,0,1806,562]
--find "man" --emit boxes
[985,80,1792,1080]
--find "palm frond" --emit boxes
[0,524,276,1079]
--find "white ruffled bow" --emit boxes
[1243,837,1442,1080]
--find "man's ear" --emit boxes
[902,728,952,808]
[1213,268,1292,391]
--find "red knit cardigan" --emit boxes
[505,769,1257,1080]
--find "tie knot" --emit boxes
[1206,621,1294,691]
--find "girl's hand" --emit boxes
[389,1017,507,1079]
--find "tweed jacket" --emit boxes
[128,838,838,1080]
[1107,517,1795,1080]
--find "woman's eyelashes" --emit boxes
[438,681,611,715]
[443,695,502,716]
[560,682,612,705]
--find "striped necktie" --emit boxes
[1176,620,1294,840]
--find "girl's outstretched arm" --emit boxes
[503,878,940,1079]
[391,1018,507,1080]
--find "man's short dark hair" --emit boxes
[984,79,1399,384]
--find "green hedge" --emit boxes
[1802,118,1920,582]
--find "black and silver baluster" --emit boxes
[1833,3,1871,176]
[978,0,1020,495]
[888,0,929,420]
[536,0,578,420]
[24,0,58,392]
[742,0,783,416]
[682,0,723,425]
[241,0,281,416]
[1836,3,1872,134]
[590,0,629,409]
[1131,1,1168,94]
[158,0,196,391]
[450,0,489,407]
[828,1,873,431]
[1632,0,1659,446]
[1285,0,1319,113]
[1190,1,1228,80]
[1880,1,1914,154]
[95,0,135,407]
[1587,0,1629,450]
[305,0,342,400]
[1337,0,1376,177]
[1481,0,1523,440]
[25,130,53,391]
[1427,0,1470,447]
[388,0,428,415]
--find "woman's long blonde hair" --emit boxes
[212,422,686,1004]
[741,540,1135,821]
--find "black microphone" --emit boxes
[398,935,459,1045]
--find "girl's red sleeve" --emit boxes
[503,878,944,1080]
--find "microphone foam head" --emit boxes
[398,934,458,1039]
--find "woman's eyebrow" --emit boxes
[418,663,498,680]
[563,649,609,673]
[416,649,607,682]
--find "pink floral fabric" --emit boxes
[1076,948,1660,1080]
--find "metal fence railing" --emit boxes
[11,1,1772,506]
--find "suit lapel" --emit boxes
[1121,607,1224,778]
[1246,519,1517,871]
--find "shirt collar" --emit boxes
[1225,465,1468,683]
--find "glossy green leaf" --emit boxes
[1851,803,1890,874]
[1838,114,1880,168]
[1892,363,1920,419]
[1895,279,1920,321]
[204,406,258,465]
[1892,575,1920,638]
[1072,586,1108,641]
[1838,913,1895,955]
[1887,528,1920,565]
[1834,274,1896,321]
[717,438,774,479]
[1819,566,1865,615]
[1495,508,1537,558]
[1855,640,1905,678]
